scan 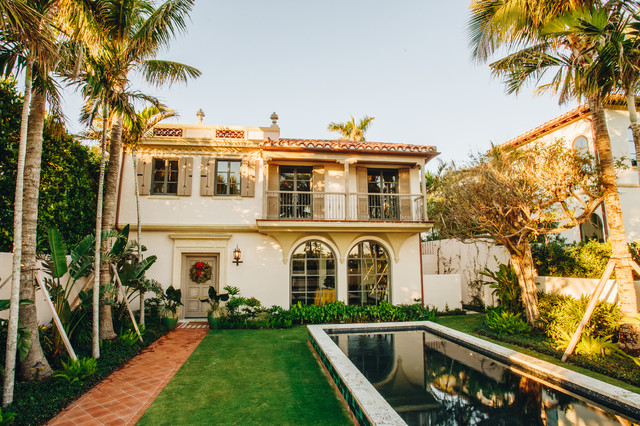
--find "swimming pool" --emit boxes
[308,322,640,425]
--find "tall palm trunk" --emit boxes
[625,93,640,185]
[3,60,33,407]
[504,238,539,325]
[92,101,109,359]
[19,91,52,381]
[589,95,640,354]
[132,148,144,325]
[98,114,122,340]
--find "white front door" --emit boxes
[182,254,218,318]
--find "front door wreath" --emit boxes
[189,261,212,284]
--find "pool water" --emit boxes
[330,330,638,426]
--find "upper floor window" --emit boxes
[572,136,591,156]
[367,169,398,194]
[152,158,179,195]
[280,166,312,192]
[215,160,241,196]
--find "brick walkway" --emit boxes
[48,323,209,425]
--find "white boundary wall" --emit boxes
[422,239,510,305]
[0,252,91,325]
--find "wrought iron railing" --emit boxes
[265,191,425,221]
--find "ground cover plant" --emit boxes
[137,327,352,425]
[0,322,165,425]
[435,315,640,394]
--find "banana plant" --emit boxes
[0,299,33,362]
[40,228,94,353]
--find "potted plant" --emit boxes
[161,285,183,330]
[200,286,229,329]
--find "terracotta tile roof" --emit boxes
[501,95,636,149]
[261,138,438,157]
[501,104,591,149]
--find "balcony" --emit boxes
[265,191,426,221]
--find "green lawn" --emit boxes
[138,327,352,425]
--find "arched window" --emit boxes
[291,240,336,306]
[347,241,390,306]
[580,213,605,243]
[572,136,591,156]
[629,128,637,167]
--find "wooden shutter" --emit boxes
[356,167,368,220]
[241,158,256,197]
[312,166,325,219]
[138,157,152,196]
[267,163,279,218]
[200,157,215,196]
[177,157,193,196]
[398,167,411,220]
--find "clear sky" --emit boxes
[60,0,574,170]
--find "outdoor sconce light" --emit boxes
[233,246,243,266]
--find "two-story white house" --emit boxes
[116,114,439,318]
[499,100,640,243]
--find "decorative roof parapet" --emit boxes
[261,138,438,156]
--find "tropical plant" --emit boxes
[199,286,229,316]
[468,0,640,352]
[327,115,375,141]
[479,262,523,315]
[537,292,620,345]
[0,0,61,399]
[432,139,603,325]
[40,228,93,355]
[75,0,200,345]
[161,286,183,318]
[484,309,531,335]
[121,105,177,325]
[54,356,97,383]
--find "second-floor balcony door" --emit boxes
[367,169,399,220]
[280,166,313,219]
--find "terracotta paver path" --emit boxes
[48,323,209,425]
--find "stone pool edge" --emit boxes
[308,321,640,424]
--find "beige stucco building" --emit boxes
[116,114,438,317]
[499,101,640,243]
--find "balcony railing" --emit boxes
[265,191,425,221]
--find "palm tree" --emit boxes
[0,0,63,404]
[327,115,376,141]
[468,0,640,352]
[122,106,177,324]
[85,0,200,341]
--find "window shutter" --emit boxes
[241,158,256,197]
[356,167,367,220]
[398,167,411,220]
[312,166,325,219]
[267,163,279,218]
[177,157,193,196]
[138,157,151,196]
[200,157,215,196]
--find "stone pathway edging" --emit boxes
[48,325,208,426]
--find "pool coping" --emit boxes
[308,321,640,425]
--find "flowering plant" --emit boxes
[189,261,212,284]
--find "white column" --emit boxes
[344,161,350,220]
[421,160,428,220]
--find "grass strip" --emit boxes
[138,327,352,425]
[434,315,640,394]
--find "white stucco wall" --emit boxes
[521,108,640,241]
[422,274,462,310]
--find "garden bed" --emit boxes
[2,324,166,426]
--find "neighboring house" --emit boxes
[499,100,640,243]
[116,114,438,318]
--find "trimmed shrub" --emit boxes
[537,292,620,344]
[484,309,530,335]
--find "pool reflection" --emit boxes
[330,331,637,426]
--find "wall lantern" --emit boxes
[233,246,243,266]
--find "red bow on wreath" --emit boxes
[195,262,204,277]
